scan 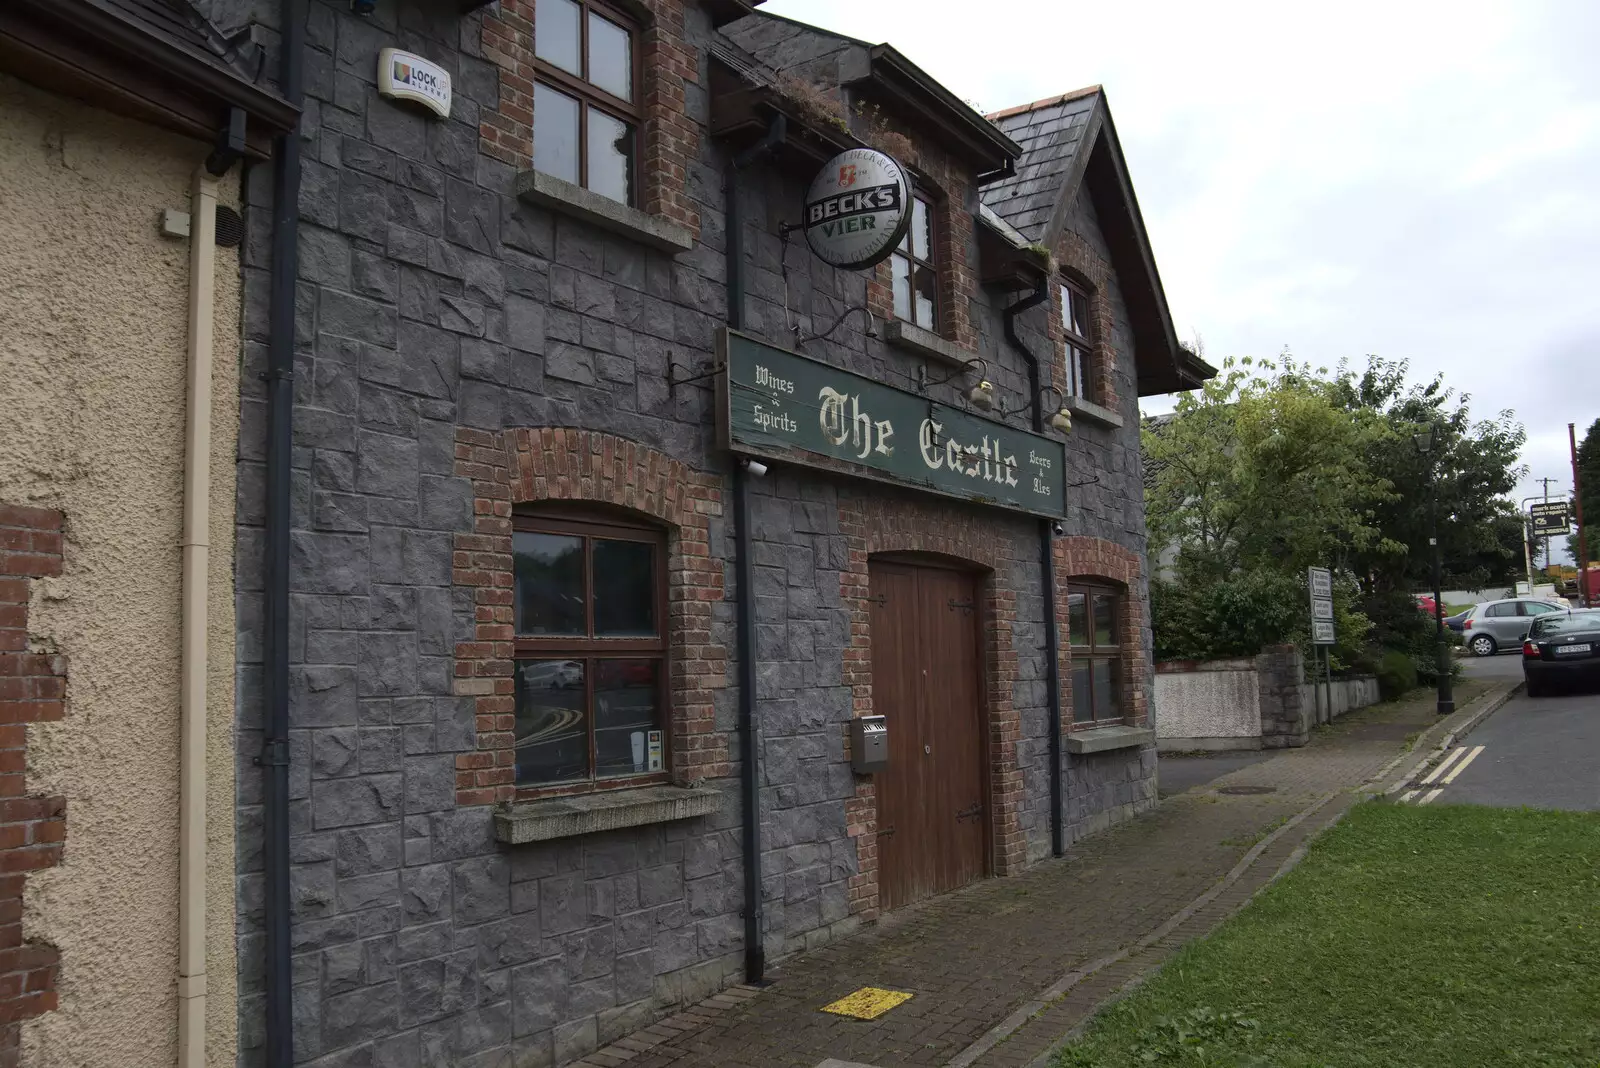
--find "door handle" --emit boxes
[955,802,983,822]
[878,826,896,838]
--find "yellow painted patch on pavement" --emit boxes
[820,987,914,1020]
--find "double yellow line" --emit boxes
[1399,745,1485,805]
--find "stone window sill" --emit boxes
[514,170,694,254]
[882,319,976,368]
[1062,395,1125,429]
[493,782,722,845]
[1065,724,1155,754]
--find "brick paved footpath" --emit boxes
[572,681,1502,1068]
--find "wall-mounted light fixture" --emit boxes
[742,458,768,478]
[999,386,1073,434]
[918,358,993,411]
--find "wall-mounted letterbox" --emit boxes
[850,715,888,774]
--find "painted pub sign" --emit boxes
[718,329,1067,518]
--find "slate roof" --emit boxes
[981,88,1101,242]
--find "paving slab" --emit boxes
[569,681,1501,1068]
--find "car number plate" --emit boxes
[1555,643,1592,655]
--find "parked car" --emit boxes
[1461,597,1569,656]
[1522,609,1600,696]
[1415,593,1438,617]
[1444,606,1473,633]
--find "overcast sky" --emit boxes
[762,0,1600,521]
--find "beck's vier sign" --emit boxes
[718,330,1067,518]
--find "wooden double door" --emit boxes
[869,559,987,910]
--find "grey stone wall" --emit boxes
[230,2,1163,1064]
[1258,644,1310,748]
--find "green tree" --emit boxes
[1144,355,1386,663]
[1325,357,1526,593]
[1567,418,1600,566]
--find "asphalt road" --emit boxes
[1422,683,1600,811]
[1457,649,1525,679]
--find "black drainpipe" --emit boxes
[261,0,304,1063]
[725,115,785,984]
[1002,277,1067,857]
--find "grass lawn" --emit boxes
[1056,803,1600,1067]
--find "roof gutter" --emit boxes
[12,0,299,137]
[1001,276,1068,858]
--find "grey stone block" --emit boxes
[321,981,399,1050]
[453,855,511,925]
[314,774,404,830]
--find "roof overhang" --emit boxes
[847,44,1019,175]
[976,203,1049,290]
[1064,104,1215,395]
[0,0,297,159]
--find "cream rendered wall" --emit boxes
[0,73,240,1065]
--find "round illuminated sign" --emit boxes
[802,148,913,270]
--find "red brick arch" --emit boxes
[450,428,728,806]
[1053,536,1148,728]
[1047,230,1120,410]
[837,490,1030,920]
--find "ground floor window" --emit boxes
[1068,582,1123,724]
[512,509,668,789]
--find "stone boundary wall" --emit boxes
[1155,647,1380,751]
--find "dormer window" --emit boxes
[890,192,938,330]
[1059,279,1092,397]
[533,0,640,205]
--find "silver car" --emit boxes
[1461,598,1568,656]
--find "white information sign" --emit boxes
[1308,567,1335,645]
[378,48,452,119]
[802,148,913,270]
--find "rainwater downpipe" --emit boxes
[725,115,785,984]
[178,167,219,1068]
[1002,278,1067,857]
[262,0,305,1063]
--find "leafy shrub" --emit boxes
[1375,650,1418,699]
[1152,570,1303,662]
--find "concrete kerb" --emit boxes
[944,790,1342,1068]
[953,684,1520,1068]
[1017,798,1361,1068]
[1378,680,1521,796]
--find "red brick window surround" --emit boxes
[480,0,702,237]
[1058,278,1093,399]
[452,429,727,807]
[837,491,1028,922]
[1049,232,1120,411]
[0,503,67,1060]
[1053,537,1148,731]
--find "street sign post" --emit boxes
[1307,566,1335,725]
[1307,567,1335,645]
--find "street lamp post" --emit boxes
[1414,427,1455,716]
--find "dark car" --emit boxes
[1444,606,1473,633]
[1522,609,1600,697]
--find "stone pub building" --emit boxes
[225,0,1214,1064]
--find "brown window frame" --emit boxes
[1059,279,1093,399]
[1067,581,1125,727]
[532,0,644,205]
[890,190,941,332]
[512,507,671,797]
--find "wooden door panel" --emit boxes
[870,559,986,911]
[869,562,927,910]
